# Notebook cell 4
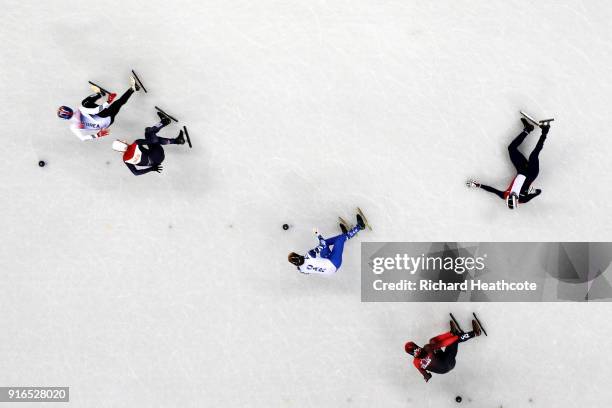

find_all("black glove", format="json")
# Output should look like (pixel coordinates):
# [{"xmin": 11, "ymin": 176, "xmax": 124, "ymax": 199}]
[
  {"xmin": 151, "ymin": 164, "xmax": 163, "ymax": 173},
  {"xmin": 424, "ymin": 372, "xmax": 432, "ymax": 382}
]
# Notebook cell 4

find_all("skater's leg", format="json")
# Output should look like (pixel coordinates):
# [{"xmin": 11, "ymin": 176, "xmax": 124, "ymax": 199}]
[
  {"xmin": 345, "ymin": 224, "xmax": 361, "ymax": 239},
  {"xmin": 526, "ymin": 132, "xmax": 548, "ymax": 179},
  {"xmin": 456, "ymin": 320, "xmax": 481, "ymax": 342},
  {"xmin": 144, "ymin": 121, "xmax": 177, "ymax": 144},
  {"xmin": 434, "ymin": 325, "xmax": 478, "ymax": 348},
  {"xmin": 97, "ymin": 88, "xmax": 134, "ymax": 119},
  {"xmin": 144, "ymin": 145, "xmax": 165, "ymax": 167},
  {"xmin": 318, "ymin": 246, "xmax": 332, "ymax": 258},
  {"xmin": 429, "ymin": 332, "xmax": 457, "ymax": 346},
  {"xmin": 327, "ymin": 235, "xmax": 348, "ymax": 269},
  {"xmin": 145, "ymin": 126, "xmax": 183, "ymax": 145},
  {"xmin": 508, "ymin": 131, "xmax": 529, "ymax": 172},
  {"xmin": 323, "ymin": 234, "xmax": 345, "ymax": 247},
  {"xmin": 442, "ymin": 342, "xmax": 459, "ymax": 368},
  {"xmin": 81, "ymin": 93, "xmax": 102, "ymax": 109},
  {"xmin": 429, "ymin": 343, "xmax": 459, "ymax": 373},
  {"xmin": 323, "ymin": 224, "xmax": 361, "ymax": 247}
]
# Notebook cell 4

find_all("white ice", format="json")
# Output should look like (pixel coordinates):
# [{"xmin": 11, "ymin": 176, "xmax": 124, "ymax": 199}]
[{"xmin": 1, "ymin": 0, "xmax": 612, "ymax": 407}]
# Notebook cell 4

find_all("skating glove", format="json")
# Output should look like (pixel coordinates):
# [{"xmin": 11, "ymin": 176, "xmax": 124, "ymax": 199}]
[
  {"xmin": 96, "ymin": 129, "xmax": 110, "ymax": 138},
  {"xmin": 151, "ymin": 165, "xmax": 163, "ymax": 173},
  {"xmin": 423, "ymin": 372, "xmax": 432, "ymax": 382}
]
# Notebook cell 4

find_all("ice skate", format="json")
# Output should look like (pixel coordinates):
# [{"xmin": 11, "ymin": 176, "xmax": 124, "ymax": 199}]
[
  {"xmin": 129, "ymin": 75, "xmax": 141, "ymax": 92},
  {"xmin": 90, "ymin": 84, "xmax": 102, "ymax": 94},
  {"xmin": 450, "ymin": 320, "xmax": 461, "ymax": 336},
  {"xmin": 520, "ymin": 110, "xmax": 554, "ymax": 128},
  {"xmin": 356, "ymin": 207, "xmax": 371, "ymax": 230},
  {"xmin": 131, "ymin": 69, "xmax": 148, "ymax": 93},
  {"xmin": 339, "ymin": 223, "xmax": 348, "ymax": 234},
  {"xmin": 175, "ymin": 130, "xmax": 186, "ymax": 145},
  {"xmin": 157, "ymin": 111, "xmax": 172, "ymax": 127},
  {"xmin": 356, "ymin": 214, "xmax": 366, "ymax": 230},
  {"xmin": 521, "ymin": 118, "xmax": 534, "ymax": 133},
  {"xmin": 471, "ymin": 319, "xmax": 482, "ymax": 337},
  {"xmin": 87, "ymin": 80, "xmax": 110, "ymax": 95}
]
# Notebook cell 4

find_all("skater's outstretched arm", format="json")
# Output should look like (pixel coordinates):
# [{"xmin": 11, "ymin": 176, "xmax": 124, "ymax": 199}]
[
  {"xmin": 69, "ymin": 124, "xmax": 107, "ymax": 141},
  {"xmin": 412, "ymin": 360, "xmax": 432, "ymax": 382},
  {"xmin": 70, "ymin": 125, "xmax": 97, "ymax": 141},
  {"xmin": 520, "ymin": 189, "xmax": 541, "ymax": 203},
  {"xmin": 80, "ymin": 93, "xmax": 110, "ymax": 115},
  {"xmin": 125, "ymin": 163, "xmax": 162, "ymax": 176},
  {"xmin": 479, "ymin": 184, "xmax": 505, "ymax": 199}
]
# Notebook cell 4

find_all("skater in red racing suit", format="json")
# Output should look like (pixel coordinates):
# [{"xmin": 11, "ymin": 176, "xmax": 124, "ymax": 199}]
[{"xmin": 405, "ymin": 319, "xmax": 481, "ymax": 382}]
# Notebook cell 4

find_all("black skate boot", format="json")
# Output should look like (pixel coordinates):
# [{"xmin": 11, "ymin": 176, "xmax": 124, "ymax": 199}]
[
  {"xmin": 450, "ymin": 320, "xmax": 461, "ymax": 336},
  {"xmin": 129, "ymin": 75, "xmax": 141, "ymax": 92},
  {"xmin": 339, "ymin": 223, "xmax": 348, "ymax": 234},
  {"xmin": 175, "ymin": 130, "xmax": 186, "ymax": 145},
  {"xmin": 157, "ymin": 111, "xmax": 171, "ymax": 127},
  {"xmin": 471, "ymin": 319, "xmax": 482, "ymax": 336},
  {"xmin": 356, "ymin": 214, "xmax": 366, "ymax": 230},
  {"xmin": 521, "ymin": 118, "xmax": 534, "ymax": 133}
]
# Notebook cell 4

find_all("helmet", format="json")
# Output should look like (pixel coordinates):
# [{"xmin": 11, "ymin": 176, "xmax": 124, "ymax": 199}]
[
  {"xmin": 288, "ymin": 252, "xmax": 305, "ymax": 266},
  {"xmin": 507, "ymin": 193, "xmax": 519, "ymax": 210},
  {"xmin": 112, "ymin": 140, "xmax": 129, "ymax": 152},
  {"xmin": 404, "ymin": 341, "xmax": 418, "ymax": 355},
  {"xmin": 57, "ymin": 106, "xmax": 73, "ymax": 119}
]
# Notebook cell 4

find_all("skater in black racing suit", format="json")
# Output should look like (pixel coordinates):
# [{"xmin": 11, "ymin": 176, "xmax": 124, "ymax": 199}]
[
  {"xmin": 468, "ymin": 118, "xmax": 550, "ymax": 210},
  {"xmin": 112, "ymin": 113, "xmax": 185, "ymax": 176}
]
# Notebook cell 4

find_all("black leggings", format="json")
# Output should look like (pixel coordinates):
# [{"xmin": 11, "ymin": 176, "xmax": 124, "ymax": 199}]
[
  {"xmin": 508, "ymin": 130, "xmax": 547, "ymax": 180},
  {"xmin": 137, "ymin": 122, "xmax": 182, "ymax": 166},
  {"xmin": 97, "ymin": 88, "xmax": 135, "ymax": 123},
  {"xmin": 477, "ymin": 130, "xmax": 547, "ymax": 201}
]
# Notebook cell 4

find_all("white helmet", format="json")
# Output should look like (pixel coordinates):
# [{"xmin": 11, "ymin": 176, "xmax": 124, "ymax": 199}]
[
  {"xmin": 112, "ymin": 140, "xmax": 129, "ymax": 152},
  {"xmin": 506, "ymin": 193, "xmax": 519, "ymax": 210}
]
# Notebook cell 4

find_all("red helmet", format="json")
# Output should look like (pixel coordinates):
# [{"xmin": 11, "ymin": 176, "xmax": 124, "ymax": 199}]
[{"xmin": 404, "ymin": 341, "xmax": 418, "ymax": 355}]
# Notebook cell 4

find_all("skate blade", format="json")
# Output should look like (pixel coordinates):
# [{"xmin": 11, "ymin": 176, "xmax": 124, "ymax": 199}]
[
  {"xmin": 338, "ymin": 217, "xmax": 353, "ymax": 230},
  {"xmin": 131, "ymin": 69, "xmax": 148, "ymax": 93},
  {"xmin": 520, "ymin": 111, "xmax": 554, "ymax": 127},
  {"xmin": 356, "ymin": 207, "xmax": 372, "ymax": 231},
  {"xmin": 155, "ymin": 106, "xmax": 178, "ymax": 122},
  {"xmin": 88, "ymin": 81, "xmax": 110, "ymax": 95},
  {"xmin": 472, "ymin": 312, "xmax": 488, "ymax": 336},
  {"xmin": 449, "ymin": 313, "xmax": 465, "ymax": 334},
  {"xmin": 519, "ymin": 110, "xmax": 540, "ymax": 127},
  {"xmin": 183, "ymin": 126, "xmax": 192, "ymax": 148}
]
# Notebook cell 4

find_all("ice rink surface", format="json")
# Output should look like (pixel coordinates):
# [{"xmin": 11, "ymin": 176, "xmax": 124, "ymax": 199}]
[{"xmin": 1, "ymin": 0, "xmax": 612, "ymax": 406}]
